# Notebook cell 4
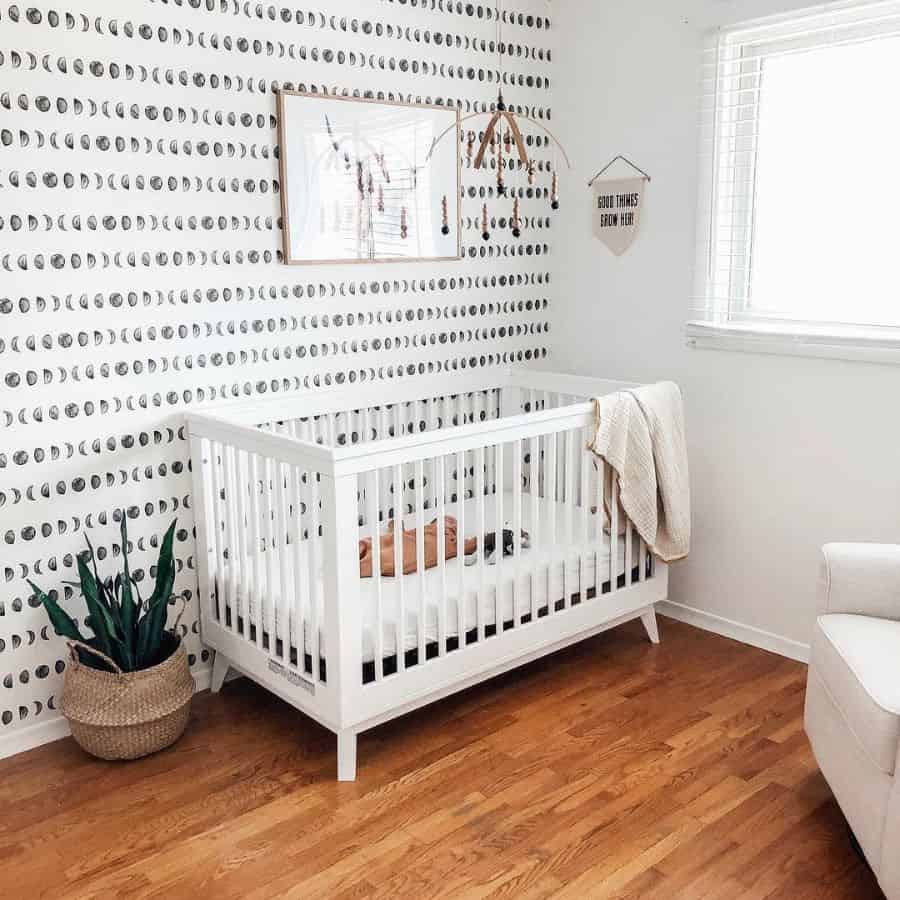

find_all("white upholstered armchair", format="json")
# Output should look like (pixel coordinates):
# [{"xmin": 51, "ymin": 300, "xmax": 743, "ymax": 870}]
[{"xmin": 805, "ymin": 543, "xmax": 900, "ymax": 899}]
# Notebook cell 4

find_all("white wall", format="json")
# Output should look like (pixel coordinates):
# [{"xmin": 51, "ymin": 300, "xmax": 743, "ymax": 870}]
[{"xmin": 551, "ymin": 0, "xmax": 900, "ymax": 655}]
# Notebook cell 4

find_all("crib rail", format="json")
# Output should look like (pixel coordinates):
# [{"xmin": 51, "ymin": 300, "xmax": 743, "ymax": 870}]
[{"xmin": 330, "ymin": 399, "xmax": 596, "ymax": 475}]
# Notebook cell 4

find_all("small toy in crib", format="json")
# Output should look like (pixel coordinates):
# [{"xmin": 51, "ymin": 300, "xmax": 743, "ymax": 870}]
[{"xmin": 465, "ymin": 528, "xmax": 531, "ymax": 566}]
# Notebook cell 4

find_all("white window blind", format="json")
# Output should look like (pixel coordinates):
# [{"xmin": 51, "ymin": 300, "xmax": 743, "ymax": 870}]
[{"xmin": 690, "ymin": 0, "xmax": 900, "ymax": 353}]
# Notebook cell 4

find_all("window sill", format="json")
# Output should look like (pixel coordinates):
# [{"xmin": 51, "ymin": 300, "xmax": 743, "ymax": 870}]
[{"xmin": 684, "ymin": 320, "xmax": 900, "ymax": 366}]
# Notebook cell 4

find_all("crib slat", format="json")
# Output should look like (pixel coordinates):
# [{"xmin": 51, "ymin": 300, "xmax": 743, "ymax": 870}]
[
  {"xmin": 512, "ymin": 439, "xmax": 522, "ymax": 627},
  {"xmin": 476, "ymin": 445, "xmax": 486, "ymax": 643},
  {"xmin": 394, "ymin": 405, "xmax": 406, "ymax": 519},
  {"xmin": 298, "ymin": 420, "xmax": 314, "ymax": 586},
  {"xmin": 290, "ymin": 462, "xmax": 305, "ymax": 669},
  {"xmin": 223, "ymin": 445, "xmax": 242, "ymax": 633},
  {"xmin": 248, "ymin": 452, "xmax": 263, "ymax": 649},
  {"xmin": 464, "ymin": 395, "xmax": 473, "ymax": 500},
  {"xmin": 297, "ymin": 463, "xmax": 309, "ymax": 672},
  {"xmin": 594, "ymin": 456, "xmax": 606, "ymax": 595},
  {"xmin": 610, "ymin": 472, "xmax": 619, "ymax": 593},
  {"xmin": 275, "ymin": 457, "xmax": 291, "ymax": 662},
  {"xmin": 626, "ymin": 510, "xmax": 634, "ymax": 588},
  {"xmin": 204, "ymin": 441, "xmax": 220, "ymax": 625},
  {"xmin": 425, "ymin": 401, "xmax": 436, "ymax": 513},
  {"xmin": 436, "ymin": 454, "xmax": 447, "ymax": 656},
  {"xmin": 456, "ymin": 450, "xmax": 466, "ymax": 643},
  {"xmin": 261, "ymin": 456, "xmax": 277, "ymax": 652},
  {"xmin": 580, "ymin": 430, "xmax": 590, "ymax": 603},
  {"xmin": 564, "ymin": 429, "xmax": 575, "ymax": 610},
  {"xmin": 307, "ymin": 473, "xmax": 321, "ymax": 681},
  {"xmin": 640, "ymin": 536, "xmax": 648, "ymax": 583},
  {"xmin": 461, "ymin": 393, "xmax": 471, "ymax": 502},
  {"xmin": 478, "ymin": 393, "xmax": 490, "ymax": 502},
  {"xmin": 224, "ymin": 446, "xmax": 242, "ymax": 636},
  {"xmin": 529, "ymin": 434, "xmax": 539, "ymax": 623},
  {"xmin": 367, "ymin": 469, "xmax": 383, "ymax": 681},
  {"xmin": 216, "ymin": 444, "xmax": 234, "ymax": 631},
  {"xmin": 548, "ymin": 428, "xmax": 558, "ymax": 614},
  {"xmin": 442, "ymin": 397, "xmax": 452, "ymax": 501},
  {"xmin": 595, "ymin": 457, "xmax": 604, "ymax": 548},
  {"xmin": 392, "ymin": 463, "xmax": 405, "ymax": 671},
  {"xmin": 379, "ymin": 408, "xmax": 390, "ymax": 514},
  {"xmin": 284, "ymin": 419, "xmax": 309, "ymax": 660},
  {"xmin": 191, "ymin": 437, "xmax": 218, "ymax": 627},
  {"xmin": 494, "ymin": 443, "xmax": 503, "ymax": 632},
  {"xmin": 414, "ymin": 460, "xmax": 426, "ymax": 665},
  {"xmin": 208, "ymin": 442, "xmax": 228, "ymax": 631},
  {"xmin": 234, "ymin": 447, "xmax": 251, "ymax": 639},
  {"xmin": 276, "ymin": 432, "xmax": 294, "ymax": 657}
]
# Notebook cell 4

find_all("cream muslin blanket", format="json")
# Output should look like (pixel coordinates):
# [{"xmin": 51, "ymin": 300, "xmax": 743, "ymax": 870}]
[{"xmin": 587, "ymin": 382, "xmax": 690, "ymax": 563}]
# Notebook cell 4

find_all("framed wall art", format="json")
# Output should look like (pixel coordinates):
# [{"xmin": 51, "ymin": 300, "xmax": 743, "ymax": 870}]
[{"xmin": 277, "ymin": 91, "xmax": 461, "ymax": 265}]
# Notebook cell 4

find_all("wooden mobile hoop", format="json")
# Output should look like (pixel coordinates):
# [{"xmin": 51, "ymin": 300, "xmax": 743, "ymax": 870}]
[{"xmin": 426, "ymin": 0, "xmax": 570, "ymax": 240}]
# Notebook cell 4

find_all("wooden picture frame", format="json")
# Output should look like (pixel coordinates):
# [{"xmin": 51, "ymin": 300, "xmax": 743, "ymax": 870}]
[{"xmin": 277, "ymin": 91, "xmax": 462, "ymax": 266}]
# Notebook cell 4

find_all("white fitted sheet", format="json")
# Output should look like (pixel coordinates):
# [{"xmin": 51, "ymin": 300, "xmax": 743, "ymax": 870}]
[{"xmin": 219, "ymin": 491, "xmax": 639, "ymax": 664}]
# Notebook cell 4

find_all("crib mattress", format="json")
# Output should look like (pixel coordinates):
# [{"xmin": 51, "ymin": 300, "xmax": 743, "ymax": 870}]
[{"xmin": 219, "ymin": 491, "xmax": 638, "ymax": 664}]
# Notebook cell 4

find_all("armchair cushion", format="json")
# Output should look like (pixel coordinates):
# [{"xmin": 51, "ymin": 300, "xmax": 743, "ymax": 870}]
[
  {"xmin": 812, "ymin": 613, "xmax": 900, "ymax": 775},
  {"xmin": 820, "ymin": 543, "xmax": 900, "ymax": 620}
]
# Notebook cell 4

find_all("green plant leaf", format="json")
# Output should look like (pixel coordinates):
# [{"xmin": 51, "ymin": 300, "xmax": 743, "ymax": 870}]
[
  {"xmin": 76, "ymin": 551, "xmax": 117, "ymax": 660},
  {"xmin": 83, "ymin": 535, "xmax": 107, "ymax": 605},
  {"xmin": 84, "ymin": 535, "xmax": 125, "ymax": 641},
  {"xmin": 136, "ymin": 519, "xmax": 177, "ymax": 667},
  {"xmin": 132, "ymin": 574, "xmax": 143, "ymax": 608},
  {"xmin": 137, "ymin": 566, "xmax": 175, "ymax": 665},
  {"xmin": 28, "ymin": 581, "xmax": 85, "ymax": 644},
  {"xmin": 119, "ymin": 515, "xmax": 137, "ymax": 668},
  {"xmin": 106, "ymin": 574, "xmax": 124, "ymax": 631},
  {"xmin": 145, "ymin": 519, "xmax": 177, "ymax": 608}
]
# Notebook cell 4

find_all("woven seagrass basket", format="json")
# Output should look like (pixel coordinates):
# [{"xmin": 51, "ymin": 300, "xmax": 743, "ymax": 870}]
[{"xmin": 61, "ymin": 634, "xmax": 195, "ymax": 760}]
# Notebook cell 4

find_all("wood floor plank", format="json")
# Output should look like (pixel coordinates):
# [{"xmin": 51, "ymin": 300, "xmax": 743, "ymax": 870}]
[{"xmin": 0, "ymin": 618, "xmax": 884, "ymax": 899}]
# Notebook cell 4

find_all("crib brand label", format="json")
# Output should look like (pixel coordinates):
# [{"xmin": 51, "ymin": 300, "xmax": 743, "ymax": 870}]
[
  {"xmin": 592, "ymin": 176, "xmax": 647, "ymax": 256},
  {"xmin": 268, "ymin": 659, "xmax": 316, "ymax": 695}
]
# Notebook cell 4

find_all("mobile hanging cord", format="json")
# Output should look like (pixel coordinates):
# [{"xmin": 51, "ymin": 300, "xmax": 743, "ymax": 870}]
[{"xmin": 588, "ymin": 155, "xmax": 652, "ymax": 186}]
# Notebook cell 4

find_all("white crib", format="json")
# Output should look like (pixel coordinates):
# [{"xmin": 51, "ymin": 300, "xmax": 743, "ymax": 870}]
[{"xmin": 185, "ymin": 369, "xmax": 667, "ymax": 780}]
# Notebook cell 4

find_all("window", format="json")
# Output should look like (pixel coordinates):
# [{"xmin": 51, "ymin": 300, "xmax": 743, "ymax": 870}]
[{"xmin": 689, "ymin": 1, "xmax": 900, "ymax": 360}]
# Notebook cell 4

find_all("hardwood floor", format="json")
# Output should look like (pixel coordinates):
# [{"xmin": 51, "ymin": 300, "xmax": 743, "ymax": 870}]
[{"xmin": 0, "ymin": 618, "xmax": 884, "ymax": 899}]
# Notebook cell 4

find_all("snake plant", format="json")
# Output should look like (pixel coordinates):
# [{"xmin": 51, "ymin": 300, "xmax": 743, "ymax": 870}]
[{"xmin": 29, "ymin": 515, "xmax": 178, "ymax": 673}]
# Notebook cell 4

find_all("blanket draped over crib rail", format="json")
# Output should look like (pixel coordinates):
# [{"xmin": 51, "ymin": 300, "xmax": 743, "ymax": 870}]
[{"xmin": 587, "ymin": 382, "xmax": 691, "ymax": 563}]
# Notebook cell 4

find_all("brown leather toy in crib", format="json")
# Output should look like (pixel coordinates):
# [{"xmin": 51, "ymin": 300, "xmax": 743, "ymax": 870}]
[{"xmin": 359, "ymin": 516, "xmax": 477, "ymax": 578}]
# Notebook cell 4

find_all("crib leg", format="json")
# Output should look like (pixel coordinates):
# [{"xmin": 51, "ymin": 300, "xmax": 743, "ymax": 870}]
[
  {"xmin": 337, "ymin": 730, "xmax": 357, "ymax": 782},
  {"xmin": 641, "ymin": 608, "xmax": 660, "ymax": 644},
  {"xmin": 210, "ymin": 651, "xmax": 230, "ymax": 693}
]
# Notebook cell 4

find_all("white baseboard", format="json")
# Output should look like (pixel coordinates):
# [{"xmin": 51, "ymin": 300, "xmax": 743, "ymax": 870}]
[
  {"xmin": 0, "ymin": 716, "xmax": 73, "ymax": 761},
  {"xmin": 0, "ymin": 665, "xmax": 212, "ymax": 763},
  {"xmin": 658, "ymin": 600, "xmax": 810, "ymax": 664}
]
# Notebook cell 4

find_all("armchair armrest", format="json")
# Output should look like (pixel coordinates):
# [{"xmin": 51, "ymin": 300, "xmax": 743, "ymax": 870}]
[
  {"xmin": 883, "ymin": 765, "xmax": 900, "ymax": 900},
  {"xmin": 819, "ymin": 543, "xmax": 900, "ymax": 620}
]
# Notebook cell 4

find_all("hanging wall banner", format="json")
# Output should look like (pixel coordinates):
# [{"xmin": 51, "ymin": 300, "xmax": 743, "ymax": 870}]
[{"xmin": 592, "ymin": 176, "xmax": 646, "ymax": 256}]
